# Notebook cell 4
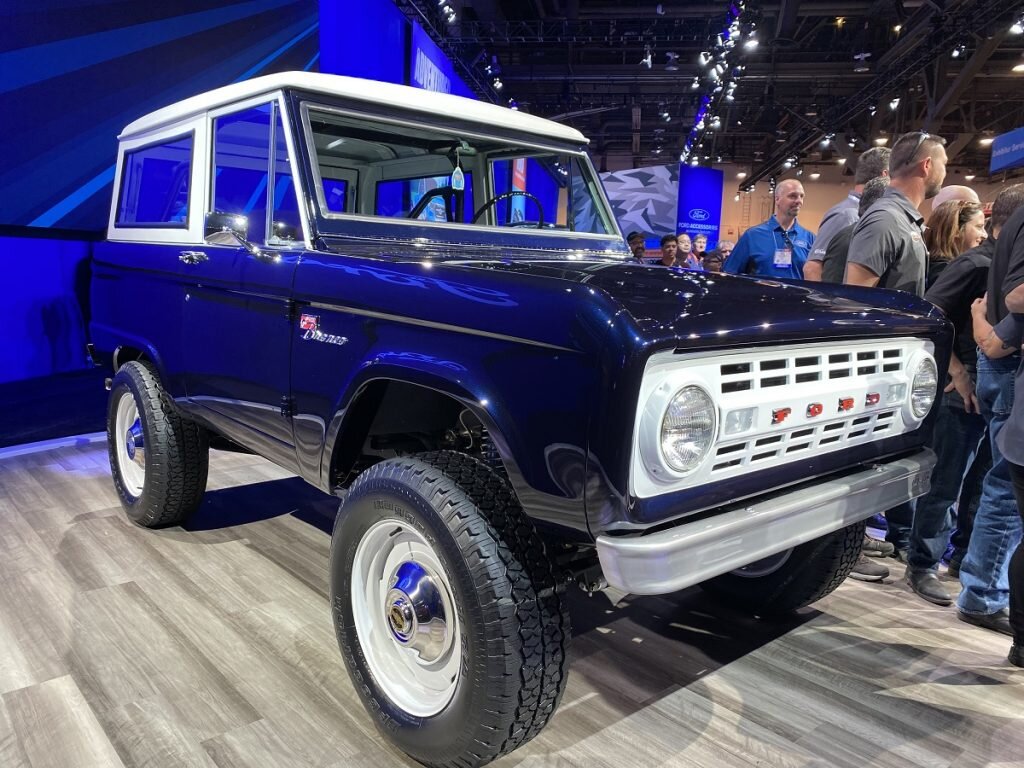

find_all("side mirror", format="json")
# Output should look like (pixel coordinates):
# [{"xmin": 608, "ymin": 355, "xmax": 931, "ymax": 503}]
[{"xmin": 204, "ymin": 211, "xmax": 277, "ymax": 262}]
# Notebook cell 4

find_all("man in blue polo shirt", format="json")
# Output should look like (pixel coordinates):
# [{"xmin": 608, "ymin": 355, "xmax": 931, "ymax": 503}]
[{"xmin": 723, "ymin": 179, "xmax": 815, "ymax": 279}]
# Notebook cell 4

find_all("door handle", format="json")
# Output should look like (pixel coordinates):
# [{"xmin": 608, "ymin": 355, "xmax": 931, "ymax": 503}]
[{"xmin": 179, "ymin": 250, "xmax": 209, "ymax": 265}]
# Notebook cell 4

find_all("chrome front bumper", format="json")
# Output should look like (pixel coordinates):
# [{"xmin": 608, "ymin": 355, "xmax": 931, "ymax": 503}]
[{"xmin": 596, "ymin": 449, "xmax": 936, "ymax": 596}]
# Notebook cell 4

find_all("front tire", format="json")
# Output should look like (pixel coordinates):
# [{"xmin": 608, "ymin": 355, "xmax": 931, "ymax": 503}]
[
  {"xmin": 106, "ymin": 360, "xmax": 208, "ymax": 527},
  {"xmin": 699, "ymin": 519, "xmax": 866, "ymax": 615},
  {"xmin": 330, "ymin": 451, "xmax": 570, "ymax": 768}
]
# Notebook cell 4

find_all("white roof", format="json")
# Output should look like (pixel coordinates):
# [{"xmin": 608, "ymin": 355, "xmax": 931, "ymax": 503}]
[{"xmin": 121, "ymin": 71, "xmax": 588, "ymax": 145}]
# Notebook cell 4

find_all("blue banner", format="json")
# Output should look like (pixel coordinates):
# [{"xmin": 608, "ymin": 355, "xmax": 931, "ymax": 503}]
[
  {"xmin": 676, "ymin": 166, "xmax": 724, "ymax": 248},
  {"xmin": 991, "ymin": 126, "xmax": 1024, "ymax": 174},
  {"xmin": 409, "ymin": 21, "xmax": 476, "ymax": 99}
]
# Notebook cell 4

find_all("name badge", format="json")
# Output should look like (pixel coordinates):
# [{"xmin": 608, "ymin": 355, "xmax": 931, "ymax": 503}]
[{"xmin": 774, "ymin": 248, "xmax": 793, "ymax": 267}]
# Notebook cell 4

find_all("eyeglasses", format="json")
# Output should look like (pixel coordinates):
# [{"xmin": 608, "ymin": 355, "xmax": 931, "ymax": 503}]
[
  {"xmin": 900, "ymin": 131, "xmax": 934, "ymax": 167},
  {"xmin": 781, "ymin": 232, "xmax": 794, "ymax": 250}
]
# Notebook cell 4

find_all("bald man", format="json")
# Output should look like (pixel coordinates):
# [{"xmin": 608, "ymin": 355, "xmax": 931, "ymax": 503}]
[
  {"xmin": 723, "ymin": 179, "xmax": 816, "ymax": 278},
  {"xmin": 930, "ymin": 184, "xmax": 980, "ymax": 213}
]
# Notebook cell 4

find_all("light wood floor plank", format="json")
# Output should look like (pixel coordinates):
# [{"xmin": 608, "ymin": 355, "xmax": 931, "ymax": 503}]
[
  {"xmin": 4, "ymin": 675, "xmax": 126, "ymax": 768},
  {"xmin": 1, "ymin": 440, "xmax": 1022, "ymax": 768}
]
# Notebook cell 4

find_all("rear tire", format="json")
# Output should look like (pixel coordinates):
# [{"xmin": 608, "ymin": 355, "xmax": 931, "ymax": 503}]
[
  {"xmin": 106, "ymin": 360, "xmax": 208, "ymax": 527},
  {"xmin": 330, "ymin": 450, "xmax": 570, "ymax": 768},
  {"xmin": 699, "ymin": 519, "xmax": 866, "ymax": 615}
]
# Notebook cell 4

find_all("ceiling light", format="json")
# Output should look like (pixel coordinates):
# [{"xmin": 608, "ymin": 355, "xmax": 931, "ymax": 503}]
[
  {"xmin": 810, "ymin": 172, "xmax": 821, "ymax": 180},
  {"xmin": 874, "ymin": 136, "xmax": 888, "ymax": 145},
  {"xmin": 868, "ymin": 105, "xmax": 877, "ymax": 116},
  {"xmin": 782, "ymin": 160, "xmax": 793, "ymax": 169},
  {"xmin": 492, "ymin": 77, "xmax": 503, "ymax": 91},
  {"xmin": 1014, "ymin": 62, "xmax": 1024, "ymax": 73},
  {"xmin": 737, "ymin": 171, "xmax": 747, "ymax": 179},
  {"xmin": 691, "ymin": 77, "xmax": 700, "ymax": 89},
  {"xmin": 965, "ymin": 174, "xmax": 976, "ymax": 181},
  {"xmin": 734, "ymin": 194, "xmax": 741, "ymax": 201},
  {"xmin": 889, "ymin": 97, "xmax": 900, "ymax": 110},
  {"xmin": 836, "ymin": 17, "xmax": 845, "ymax": 28},
  {"xmin": 698, "ymin": 51, "xmax": 711, "ymax": 66},
  {"xmin": 690, "ymin": 158, "xmax": 699, "ymax": 166},
  {"xmin": 744, "ymin": 37, "xmax": 758, "ymax": 50},
  {"xmin": 1012, "ymin": 15, "xmax": 1024, "ymax": 34},
  {"xmin": 837, "ymin": 158, "xmax": 847, "ymax": 164},
  {"xmin": 951, "ymin": 43, "xmax": 966, "ymax": 59},
  {"xmin": 640, "ymin": 49, "xmax": 652, "ymax": 69},
  {"xmin": 980, "ymin": 137, "xmax": 995, "ymax": 146},
  {"xmin": 893, "ymin": 24, "xmax": 902, "ymax": 33}
]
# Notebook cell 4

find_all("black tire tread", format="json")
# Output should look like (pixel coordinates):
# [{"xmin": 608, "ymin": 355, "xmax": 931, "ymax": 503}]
[
  {"xmin": 341, "ymin": 451, "xmax": 570, "ymax": 767},
  {"xmin": 700, "ymin": 519, "xmax": 866, "ymax": 615},
  {"xmin": 107, "ymin": 361, "xmax": 208, "ymax": 527}
]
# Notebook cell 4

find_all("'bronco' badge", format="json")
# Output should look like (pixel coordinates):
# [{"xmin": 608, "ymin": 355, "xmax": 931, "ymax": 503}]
[{"xmin": 299, "ymin": 314, "xmax": 347, "ymax": 346}]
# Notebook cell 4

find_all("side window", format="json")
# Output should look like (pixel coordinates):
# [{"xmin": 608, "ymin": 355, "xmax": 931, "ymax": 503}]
[
  {"xmin": 116, "ymin": 134, "xmax": 192, "ymax": 227},
  {"xmin": 322, "ymin": 178, "xmax": 349, "ymax": 212}
]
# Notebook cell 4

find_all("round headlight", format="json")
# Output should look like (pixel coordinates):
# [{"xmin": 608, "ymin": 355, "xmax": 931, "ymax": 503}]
[
  {"xmin": 910, "ymin": 356, "xmax": 938, "ymax": 418},
  {"xmin": 660, "ymin": 385, "xmax": 717, "ymax": 473}
]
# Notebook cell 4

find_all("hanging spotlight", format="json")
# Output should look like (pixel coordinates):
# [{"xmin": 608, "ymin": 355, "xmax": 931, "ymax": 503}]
[
  {"xmin": 868, "ymin": 104, "xmax": 878, "ymax": 116},
  {"xmin": 492, "ymin": 77, "xmax": 503, "ymax": 91},
  {"xmin": 951, "ymin": 42, "xmax": 966, "ymax": 59},
  {"xmin": 888, "ymin": 97, "xmax": 900, "ymax": 110},
  {"xmin": 507, "ymin": 98, "xmax": 518, "ymax": 111},
  {"xmin": 698, "ymin": 51, "xmax": 711, "ymax": 66},
  {"xmin": 1011, "ymin": 14, "xmax": 1024, "ymax": 34},
  {"xmin": 691, "ymin": 77, "xmax": 700, "ymax": 89},
  {"xmin": 640, "ymin": 48, "xmax": 652, "ymax": 69},
  {"xmin": 744, "ymin": 36, "xmax": 758, "ymax": 50}
]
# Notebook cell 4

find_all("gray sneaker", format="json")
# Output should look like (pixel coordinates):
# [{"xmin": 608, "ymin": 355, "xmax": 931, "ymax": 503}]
[
  {"xmin": 849, "ymin": 555, "xmax": 890, "ymax": 582},
  {"xmin": 862, "ymin": 536, "xmax": 895, "ymax": 558}
]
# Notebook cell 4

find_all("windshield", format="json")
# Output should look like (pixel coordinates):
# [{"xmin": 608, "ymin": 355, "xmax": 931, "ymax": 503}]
[{"xmin": 304, "ymin": 105, "xmax": 616, "ymax": 237}]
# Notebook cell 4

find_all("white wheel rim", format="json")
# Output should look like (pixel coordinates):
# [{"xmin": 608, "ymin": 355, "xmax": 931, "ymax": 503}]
[
  {"xmin": 351, "ymin": 518, "xmax": 461, "ymax": 717},
  {"xmin": 114, "ymin": 390, "xmax": 146, "ymax": 497},
  {"xmin": 732, "ymin": 548, "xmax": 793, "ymax": 578}
]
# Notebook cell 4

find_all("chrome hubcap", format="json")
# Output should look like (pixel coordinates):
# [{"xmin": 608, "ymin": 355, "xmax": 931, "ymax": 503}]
[{"xmin": 385, "ymin": 561, "xmax": 449, "ymax": 663}]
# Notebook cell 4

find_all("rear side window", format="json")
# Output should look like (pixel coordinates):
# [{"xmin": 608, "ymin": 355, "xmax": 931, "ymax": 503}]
[{"xmin": 116, "ymin": 134, "xmax": 193, "ymax": 227}]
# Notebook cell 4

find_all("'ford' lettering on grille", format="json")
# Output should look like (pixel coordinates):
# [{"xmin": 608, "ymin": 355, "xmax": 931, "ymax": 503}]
[{"xmin": 689, "ymin": 208, "xmax": 710, "ymax": 221}]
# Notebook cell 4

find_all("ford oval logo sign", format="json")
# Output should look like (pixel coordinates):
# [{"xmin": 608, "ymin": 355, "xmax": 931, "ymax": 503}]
[{"xmin": 689, "ymin": 208, "xmax": 710, "ymax": 221}]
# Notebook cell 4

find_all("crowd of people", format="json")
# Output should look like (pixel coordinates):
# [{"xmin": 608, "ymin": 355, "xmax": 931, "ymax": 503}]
[{"xmin": 626, "ymin": 131, "xmax": 1024, "ymax": 668}]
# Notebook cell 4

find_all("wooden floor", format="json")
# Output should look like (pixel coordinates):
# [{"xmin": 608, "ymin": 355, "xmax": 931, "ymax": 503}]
[{"xmin": 1, "ymin": 438, "xmax": 1022, "ymax": 768}]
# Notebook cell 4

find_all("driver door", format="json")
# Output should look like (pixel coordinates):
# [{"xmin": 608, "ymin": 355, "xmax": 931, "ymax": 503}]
[{"xmin": 180, "ymin": 97, "xmax": 303, "ymax": 468}]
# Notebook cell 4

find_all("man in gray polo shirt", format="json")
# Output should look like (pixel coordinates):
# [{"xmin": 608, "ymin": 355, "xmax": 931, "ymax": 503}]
[
  {"xmin": 804, "ymin": 146, "xmax": 890, "ymax": 282},
  {"xmin": 845, "ymin": 131, "xmax": 947, "ymax": 295},
  {"xmin": 843, "ymin": 131, "xmax": 947, "ymax": 570}
]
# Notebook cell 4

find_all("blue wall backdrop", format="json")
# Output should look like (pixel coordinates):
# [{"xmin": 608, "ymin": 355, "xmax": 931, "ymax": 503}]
[
  {"xmin": 1, "ymin": 0, "xmax": 320, "ymax": 232},
  {"xmin": 1, "ymin": 0, "xmax": 479, "ymax": 444}
]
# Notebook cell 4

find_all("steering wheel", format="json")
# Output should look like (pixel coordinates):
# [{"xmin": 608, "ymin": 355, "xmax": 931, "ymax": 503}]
[
  {"xmin": 407, "ymin": 186, "xmax": 458, "ymax": 221},
  {"xmin": 472, "ymin": 190, "xmax": 544, "ymax": 228}
]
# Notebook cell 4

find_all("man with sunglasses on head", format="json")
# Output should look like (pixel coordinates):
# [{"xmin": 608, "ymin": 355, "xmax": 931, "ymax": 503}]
[
  {"xmin": 844, "ymin": 131, "xmax": 948, "ymax": 296},
  {"xmin": 843, "ymin": 131, "xmax": 948, "ymax": 567},
  {"xmin": 723, "ymin": 179, "xmax": 815, "ymax": 279}
]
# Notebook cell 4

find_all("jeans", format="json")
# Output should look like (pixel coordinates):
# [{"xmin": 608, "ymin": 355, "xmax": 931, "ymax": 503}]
[
  {"xmin": 885, "ymin": 503, "xmax": 913, "ymax": 552},
  {"xmin": 957, "ymin": 352, "xmax": 1024, "ymax": 616},
  {"xmin": 908, "ymin": 393, "xmax": 987, "ymax": 571},
  {"xmin": 949, "ymin": 434, "xmax": 991, "ymax": 564},
  {"xmin": 1008, "ymin": 461, "xmax": 1024, "ymax": 644}
]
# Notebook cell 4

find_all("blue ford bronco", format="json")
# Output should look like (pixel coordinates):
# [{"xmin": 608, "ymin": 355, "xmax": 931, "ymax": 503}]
[{"xmin": 91, "ymin": 72, "xmax": 950, "ymax": 767}]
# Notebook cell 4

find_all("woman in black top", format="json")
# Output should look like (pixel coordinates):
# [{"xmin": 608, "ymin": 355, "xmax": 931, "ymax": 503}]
[{"xmin": 924, "ymin": 201, "xmax": 987, "ymax": 288}]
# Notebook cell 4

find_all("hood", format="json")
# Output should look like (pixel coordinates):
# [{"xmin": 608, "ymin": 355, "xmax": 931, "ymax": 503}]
[
  {"xmin": 317, "ymin": 237, "xmax": 949, "ymax": 353},
  {"xmin": 441, "ymin": 258, "xmax": 949, "ymax": 350}
]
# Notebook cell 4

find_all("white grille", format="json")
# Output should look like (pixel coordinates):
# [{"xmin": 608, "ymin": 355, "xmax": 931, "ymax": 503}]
[
  {"xmin": 718, "ymin": 345, "xmax": 905, "ymax": 396},
  {"xmin": 711, "ymin": 409, "xmax": 899, "ymax": 473},
  {"xmin": 630, "ymin": 337, "xmax": 935, "ymax": 500}
]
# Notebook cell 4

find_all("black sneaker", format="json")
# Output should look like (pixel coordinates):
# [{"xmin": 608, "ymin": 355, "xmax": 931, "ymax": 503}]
[
  {"xmin": 958, "ymin": 608, "xmax": 1013, "ymax": 636},
  {"xmin": 849, "ymin": 555, "xmax": 889, "ymax": 582},
  {"xmin": 946, "ymin": 561, "xmax": 961, "ymax": 579},
  {"xmin": 862, "ymin": 536, "xmax": 895, "ymax": 558},
  {"xmin": 905, "ymin": 569, "xmax": 953, "ymax": 606},
  {"xmin": 1010, "ymin": 644, "xmax": 1023, "ymax": 667}
]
